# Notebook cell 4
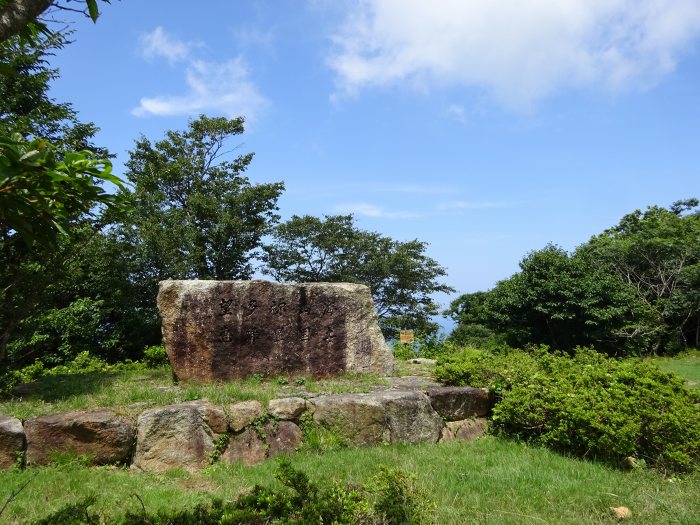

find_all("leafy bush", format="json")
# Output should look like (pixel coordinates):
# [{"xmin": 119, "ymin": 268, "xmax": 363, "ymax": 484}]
[
  {"xmin": 29, "ymin": 461, "xmax": 434, "ymax": 524},
  {"xmin": 435, "ymin": 346, "xmax": 700, "ymax": 473},
  {"xmin": 142, "ymin": 345, "xmax": 169, "ymax": 368},
  {"xmin": 393, "ymin": 333, "xmax": 459, "ymax": 361},
  {"xmin": 0, "ymin": 352, "xmax": 147, "ymax": 395}
]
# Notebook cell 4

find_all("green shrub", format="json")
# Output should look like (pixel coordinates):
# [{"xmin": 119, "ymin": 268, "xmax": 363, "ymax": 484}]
[
  {"xmin": 393, "ymin": 342, "xmax": 417, "ymax": 360},
  {"xmin": 142, "ymin": 345, "xmax": 169, "ymax": 368},
  {"xmin": 435, "ymin": 346, "xmax": 700, "ymax": 473},
  {"xmin": 393, "ymin": 333, "xmax": 459, "ymax": 361},
  {"xmin": 29, "ymin": 461, "xmax": 434, "ymax": 524},
  {"xmin": 0, "ymin": 352, "xmax": 147, "ymax": 395}
]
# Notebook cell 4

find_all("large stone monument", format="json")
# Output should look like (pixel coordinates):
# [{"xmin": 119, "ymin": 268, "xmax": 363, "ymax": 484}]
[{"xmin": 157, "ymin": 280, "xmax": 394, "ymax": 381}]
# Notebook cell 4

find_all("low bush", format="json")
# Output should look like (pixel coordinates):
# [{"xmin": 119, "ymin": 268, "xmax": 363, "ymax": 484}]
[
  {"xmin": 0, "ymin": 351, "xmax": 148, "ymax": 396},
  {"xmin": 435, "ymin": 346, "xmax": 700, "ymax": 473},
  {"xmin": 142, "ymin": 345, "xmax": 169, "ymax": 368},
  {"xmin": 27, "ymin": 461, "xmax": 434, "ymax": 524},
  {"xmin": 393, "ymin": 333, "xmax": 459, "ymax": 361}
]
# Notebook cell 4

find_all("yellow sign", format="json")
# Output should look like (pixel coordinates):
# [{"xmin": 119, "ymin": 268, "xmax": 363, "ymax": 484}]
[{"xmin": 399, "ymin": 330, "xmax": 414, "ymax": 344}]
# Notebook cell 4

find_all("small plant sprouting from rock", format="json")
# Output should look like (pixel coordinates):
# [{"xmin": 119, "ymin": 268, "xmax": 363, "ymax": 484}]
[{"xmin": 210, "ymin": 433, "xmax": 231, "ymax": 464}]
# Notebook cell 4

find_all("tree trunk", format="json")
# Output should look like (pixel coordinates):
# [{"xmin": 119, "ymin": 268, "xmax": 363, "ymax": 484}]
[{"xmin": 0, "ymin": 0, "xmax": 53, "ymax": 43}]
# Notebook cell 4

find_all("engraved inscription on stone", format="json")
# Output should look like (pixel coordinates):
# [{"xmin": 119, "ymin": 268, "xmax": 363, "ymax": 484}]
[{"xmin": 157, "ymin": 280, "xmax": 395, "ymax": 381}]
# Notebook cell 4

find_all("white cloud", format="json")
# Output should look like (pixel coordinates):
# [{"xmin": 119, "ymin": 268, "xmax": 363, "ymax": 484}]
[
  {"xmin": 328, "ymin": 0, "xmax": 700, "ymax": 108},
  {"xmin": 139, "ymin": 26, "xmax": 195, "ymax": 64},
  {"xmin": 334, "ymin": 202, "xmax": 421, "ymax": 219},
  {"xmin": 133, "ymin": 53, "xmax": 268, "ymax": 121}
]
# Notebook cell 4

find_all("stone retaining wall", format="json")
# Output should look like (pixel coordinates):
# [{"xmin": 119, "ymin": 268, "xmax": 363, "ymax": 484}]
[{"xmin": 0, "ymin": 384, "xmax": 494, "ymax": 472}]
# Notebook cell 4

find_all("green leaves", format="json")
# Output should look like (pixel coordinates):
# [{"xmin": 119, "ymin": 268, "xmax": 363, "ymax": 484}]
[
  {"xmin": 262, "ymin": 214, "xmax": 454, "ymax": 337},
  {"xmin": 124, "ymin": 115, "xmax": 284, "ymax": 281},
  {"xmin": 0, "ymin": 133, "xmax": 124, "ymax": 247},
  {"xmin": 435, "ymin": 346, "xmax": 700, "ymax": 473},
  {"xmin": 85, "ymin": 0, "xmax": 99, "ymax": 22}
]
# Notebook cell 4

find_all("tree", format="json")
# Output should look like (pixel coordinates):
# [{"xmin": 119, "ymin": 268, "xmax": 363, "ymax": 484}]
[
  {"xmin": 449, "ymin": 245, "xmax": 650, "ymax": 355},
  {"xmin": 580, "ymin": 199, "xmax": 700, "ymax": 351},
  {"xmin": 0, "ymin": 11, "xmax": 123, "ymax": 365},
  {"xmin": 262, "ymin": 214, "xmax": 454, "ymax": 337},
  {"xmin": 124, "ymin": 115, "xmax": 285, "ymax": 281}
]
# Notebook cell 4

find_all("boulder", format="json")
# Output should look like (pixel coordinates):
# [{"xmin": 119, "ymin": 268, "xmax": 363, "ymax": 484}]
[
  {"xmin": 227, "ymin": 400, "xmax": 265, "ymax": 432},
  {"xmin": 157, "ymin": 280, "xmax": 394, "ymax": 381},
  {"xmin": 440, "ymin": 418, "xmax": 488, "ymax": 443},
  {"xmin": 221, "ymin": 419, "xmax": 303, "ymax": 466},
  {"xmin": 132, "ymin": 403, "xmax": 221, "ymax": 473},
  {"xmin": 267, "ymin": 421, "xmax": 302, "ymax": 458},
  {"xmin": 312, "ymin": 393, "xmax": 388, "ymax": 446},
  {"xmin": 427, "ymin": 386, "xmax": 493, "ymax": 421},
  {"xmin": 381, "ymin": 391, "xmax": 443, "ymax": 444},
  {"xmin": 24, "ymin": 409, "xmax": 133, "ymax": 466},
  {"xmin": 268, "ymin": 397, "xmax": 308, "ymax": 420},
  {"xmin": 221, "ymin": 427, "xmax": 267, "ymax": 466},
  {"xmin": 0, "ymin": 416, "xmax": 25, "ymax": 469},
  {"xmin": 311, "ymin": 391, "xmax": 442, "ymax": 446}
]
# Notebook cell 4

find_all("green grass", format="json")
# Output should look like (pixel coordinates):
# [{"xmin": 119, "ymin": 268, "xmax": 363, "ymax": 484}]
[
  {"xmin": 648, "ymin": 349, "xmax": 700, "ymax": 389},
  {"xmin": 0, "ymin": 365, "xmax": 392, "ymax": 420},
  {"xmin": 1, "ymin": 437, "xmax": 698, "ymax": 524}
]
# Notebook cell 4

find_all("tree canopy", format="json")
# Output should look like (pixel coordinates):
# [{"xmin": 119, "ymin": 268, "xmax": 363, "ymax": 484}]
[
  {"xmin": 448, "ymin": 200, "xmax": 700, "ymax": 355},
  {"xmin": 124, "ymin": 115, "xmax": 285, "ymax": 281},
  {"xmin": 262, "ymin": 214, "xmax": 454, "ymax": 337}
]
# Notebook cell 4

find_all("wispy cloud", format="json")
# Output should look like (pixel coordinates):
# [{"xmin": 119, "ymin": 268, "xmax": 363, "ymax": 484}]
[
  {"xmin": 133, "ymin": 58, "xmax": 268, "ymax": 120},
  {"xmin": 437, "ymin": 200, "xmax": 505, "ymax": 211},
  {"xmin": 447, "ymin": 104, "xmax": 466, "ymax": 124},
  {"xmin": 328, "ymin": 0, "xmax": 700, "ymax": 109},
  {"xmin": 139, "ymin": 26, "xmax": 196, "ymax": 64},
  {"xmin": 134, "ymin": 28, "xmax": 268, "ymax": 121},
  {"xmin": 334, "ymin": 202, "xmax": 421, "ymax": 219},
  {"xmin": 365, "ymin": 183, "xmax": 458, "ymax": 195}
]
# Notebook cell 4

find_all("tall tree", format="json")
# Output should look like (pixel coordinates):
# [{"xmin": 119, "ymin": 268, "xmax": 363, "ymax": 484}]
[
  {"xmin": 580, "ymin": 199, "xmax": 700, "ymax": 351},
  {"xmin": 262, "ymin": 214, "xmax": 454, "ymax": 337},
  {"xmin": 125, "ymin": 115, "xmax": 285, "ymax": 281},
  {"xmin": 0, "ymin": 23, "xmax": 122, "ymax": 365}
]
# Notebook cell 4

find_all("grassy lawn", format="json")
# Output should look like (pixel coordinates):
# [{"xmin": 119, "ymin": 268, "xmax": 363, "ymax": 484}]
[
  {"xmin": 0, "ymin": 437, "xmax": 697, "ymax": 524},
  {"xmin": 0, "ymin": 367, "xmax": 393, "ymax": 420},
  {"xmin": 648, "ymin": 349, "xmax": 700, "ymax": 389}
]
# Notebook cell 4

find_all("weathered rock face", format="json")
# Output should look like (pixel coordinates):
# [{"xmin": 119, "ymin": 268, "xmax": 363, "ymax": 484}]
[
  {"xmin": 132, "ymin": 403, "xmax": 219, "ymax": 473},
  {"xmin": 440, "ymin": 418, "xmax": 488, "ymax": 443},
  {"xmin": 157, "ymin": 280, "xmax": 394, "ymax": 381},
  {"xmin": 221, "ymin": 420, "xmax": 302, "ymax": 465},
  {"xmin": 311, "ymin": 390, "xmax": 443, "ymax": 446},
  {"xmin": 0, "ymin": 416, "xmax": 25, "ymax": 468},
  {"xmin": 227, "ymin": 400, "xmax": 265, "ymax": 432},
  {"xmin": 426, "ymin": 387, "xmax": 493, "ymax": 421},
  {"xmin": 268, "ymin": 397, "xmax": 308, "ymax": 420},
  {"xmin": 24, "ymin": 409, "xmax": 133, "ymax": 466}
]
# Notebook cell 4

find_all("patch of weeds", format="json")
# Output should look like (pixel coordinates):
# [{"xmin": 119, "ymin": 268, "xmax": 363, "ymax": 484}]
[
  {"xmin": 31, "ymin": 496, "xmax": 100, "ymax": 524},
  {"xmin": 14, "ymin": 450, "xmax": 25, "ymax": 470},
  {"xmin": 298, "ymin": 412, "xmax": 348, "ymax": 453},
  {"xmin": 35, "ymin": 462, "xmax": 434, "ymax": 524},
  {"xmin": 250, "ymin": 412, "xmax": 275, "ymax": 442},
  {"xmin": 182, "ymin": 387, "xmax": 201, "ymax": 401},
  {"xmin": 276, "ymin": 376, "xmax": 289, "ymax": 386},
  {"xmin": 47, "ymin": 451, "xmax": 94, "ymax": 467},
  {"xmin": 210, "ymin": 433, "xmax": 231, "ymax": 464},
  {"xmin": 294, "ymin": 377, "xmax": 306, "ymax": 386}
]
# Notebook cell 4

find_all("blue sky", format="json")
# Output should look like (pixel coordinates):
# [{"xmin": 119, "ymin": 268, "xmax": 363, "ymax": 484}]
[{"xmin": 46, "ymin": 0, "xmax": 700, "ymax": 311}]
